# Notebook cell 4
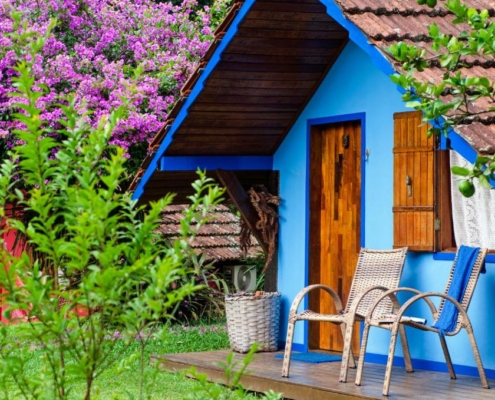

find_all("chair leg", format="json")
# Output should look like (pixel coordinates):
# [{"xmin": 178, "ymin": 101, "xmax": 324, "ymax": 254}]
[
  {"xmin": 438, "ymin": 333, "xmax": 456, "ymax": 380},
  {"xmin": 397, "ymin": 324, "xmax": 413, "ymax": 373},
  {"xmin": 382, "ymin": 324, "xmax": 400, "ymax": 396},
  {"xmin": 465, "ymin": 325, "xmax": 490, "ymax": 389},
  {"xmin": 281, "ymin": 319, "xmax": 296, "ymax": 378},
  {"xmin": 355, "ymin": 322, "xmax": 371, "ymax": 386},
  {"xmin": 339, "ymin": 322, "xmax": 355, "ymax": 383}
]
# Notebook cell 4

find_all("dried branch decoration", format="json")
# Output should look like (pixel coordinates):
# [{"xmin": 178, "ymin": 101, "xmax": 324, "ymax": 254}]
[
  {"xmin": 240, "ymin": 185, "xmax": 280, "ymax": 273},
  {"xmin": 239, "ymin": 218, "xmax": 252, "ymax": 256}
]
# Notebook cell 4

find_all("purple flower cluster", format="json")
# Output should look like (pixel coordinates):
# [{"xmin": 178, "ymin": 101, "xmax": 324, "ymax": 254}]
[{"xmin": 0, "ymin": 0, "xmax": 223, "ymax": 153}]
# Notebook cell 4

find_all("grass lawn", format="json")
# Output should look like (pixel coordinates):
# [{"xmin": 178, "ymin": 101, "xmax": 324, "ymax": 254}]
[
  {"xmin": 81, "ymin": 324, "xmax": 231, "ymax": 399},
  {"xmin": 1, "ymin": 322, "xmax": 272, "ymax": 399}
]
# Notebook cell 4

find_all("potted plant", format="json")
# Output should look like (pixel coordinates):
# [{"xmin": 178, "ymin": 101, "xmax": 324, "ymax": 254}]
[{"xmin": 225, "ymin": 185, "xmax": 281, "ymax": 353}]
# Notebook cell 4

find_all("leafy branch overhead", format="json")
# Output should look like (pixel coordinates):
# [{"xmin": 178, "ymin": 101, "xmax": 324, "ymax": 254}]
[{"xmin": 388, "ymin": 0, "xmax": 495, "ymax": 196}]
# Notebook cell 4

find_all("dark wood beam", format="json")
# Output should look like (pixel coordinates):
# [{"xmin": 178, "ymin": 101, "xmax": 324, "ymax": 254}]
[{"xmin": 216, "ymin": 169, "xmax": 269, "ymax": 255}]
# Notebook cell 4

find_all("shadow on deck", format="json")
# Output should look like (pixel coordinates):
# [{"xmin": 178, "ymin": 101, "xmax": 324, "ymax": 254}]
[{"xmin": 153, "ymin": 350, "xmax": 492, "ymax": 400}]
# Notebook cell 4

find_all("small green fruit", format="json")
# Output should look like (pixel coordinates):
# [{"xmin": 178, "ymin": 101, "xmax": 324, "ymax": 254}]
[
  {"xmin": 458, "ymin": 180, "xmax": 475, "ymax": 198},
  {"xmin": 417, "ymin": 0, "xmax": 427, "ymax": 4},
  {"xmin": 426, "ymin": 0, "xmax": 437, "ymax": 7},
  {"xmin": 489, "ymin": 162, "xmax": 495, "ymax": 170}
]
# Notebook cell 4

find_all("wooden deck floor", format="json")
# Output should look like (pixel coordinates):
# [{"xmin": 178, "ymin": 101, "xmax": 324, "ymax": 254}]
[{"xmin": 153, "ymin": 350, "xmax": 493, "ymax": 400}]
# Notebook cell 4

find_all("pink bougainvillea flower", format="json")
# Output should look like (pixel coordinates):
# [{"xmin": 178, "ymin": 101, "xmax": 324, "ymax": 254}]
[{"xmin": 0, "ymin": 0, "xmax": 227, "ymax": 164}]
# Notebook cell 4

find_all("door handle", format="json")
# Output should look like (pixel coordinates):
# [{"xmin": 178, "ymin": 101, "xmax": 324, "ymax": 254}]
[{"xmin": 405, "ymin": 175, "xmax": 412, "ymax": 197}]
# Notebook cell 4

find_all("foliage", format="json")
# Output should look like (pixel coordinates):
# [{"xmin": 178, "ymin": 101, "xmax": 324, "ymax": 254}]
[
  {"xmin": 186, "ymin": 343, "xmax": 282, "ymax": 400},
  {"xmin": 0, "ymin": 0, "xmax": 232, "ymax": 177},
  {"xmin": 388, "ymin": 0, "xmax": 495, "ymax": 196},
  {"xmin": 0, "ymin": 323, "xmax": 282, "ymax": 399},
  {"xmin": 0, "ymin": 16, "xmax": 225, "ymax": 400},
  {"xmin": 171, "ymin": 252, "xmax": 229, "ymax": 324},
  {"xmin": 0, "ymin": 322, "xmax": 231, "ymax": 398}
]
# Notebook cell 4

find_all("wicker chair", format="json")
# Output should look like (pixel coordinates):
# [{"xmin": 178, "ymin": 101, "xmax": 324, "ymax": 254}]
[
  {"xmin": 281, "ymin": 247, "xmax": 408, "ymax": 383},
  {"xmin": 355, "ymin": 247, "xmax": 490, "ymax": 396}
]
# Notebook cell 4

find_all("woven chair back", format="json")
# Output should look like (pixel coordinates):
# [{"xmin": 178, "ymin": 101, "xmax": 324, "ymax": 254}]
[
  {"xmin": 435, "ymin": 248, "xmax": 487, "ymax": 335},
  {"xmin": 345, "ymin": 248, "xmax": 408, "ymax": 316}
]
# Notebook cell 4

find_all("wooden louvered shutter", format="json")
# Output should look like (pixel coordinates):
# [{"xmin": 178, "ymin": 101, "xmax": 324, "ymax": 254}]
[{"xmin": 393, "ymin": 111, "xmax": 436, "ymax": 251}]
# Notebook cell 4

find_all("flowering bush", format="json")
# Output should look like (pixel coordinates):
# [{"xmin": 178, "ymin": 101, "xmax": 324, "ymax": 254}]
[
  {"xmin": 0, "ymin": 15, "xmax": 226, "ymax": 397},
  {"xmin": 0, "ymin": 0, "xmax": 230, "ymax": 173}
]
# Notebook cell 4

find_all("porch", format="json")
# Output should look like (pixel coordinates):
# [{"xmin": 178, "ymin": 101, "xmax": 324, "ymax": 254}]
[{"xmin": 153, "ymin": 349, "xmax": 493, "ymax": 400}]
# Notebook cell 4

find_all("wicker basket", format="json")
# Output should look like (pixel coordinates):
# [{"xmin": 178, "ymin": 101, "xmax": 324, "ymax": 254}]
[{"xmin": 225, "ymin": 292, "xmax": 281, "ymax": 353}]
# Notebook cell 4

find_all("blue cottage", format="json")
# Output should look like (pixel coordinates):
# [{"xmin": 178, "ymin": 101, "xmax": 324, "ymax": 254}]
[{"xmin": 130, "ymin": 0, "xmax": 495, "ymax": 379}]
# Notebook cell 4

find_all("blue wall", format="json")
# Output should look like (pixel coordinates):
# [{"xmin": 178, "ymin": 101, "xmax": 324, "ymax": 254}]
[{"xmin": 273, "ymin": 40, "xmax": 495, "ymax": 374}]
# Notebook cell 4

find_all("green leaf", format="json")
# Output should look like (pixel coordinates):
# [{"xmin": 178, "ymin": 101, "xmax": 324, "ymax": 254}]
[
  {"xmin": 475, "ymin": 156, "xmax": 491, "ymax": 166},
  {"xmin": 405, "ymin": 101, "xmax": 422, "ymax": 108},
  {"xmin": 451, "ymin": 166, "xmax": 471, "ymax": 176},
  {"xmin": 478, "ymin": 174, "xmax": 493, "ymax": 189},
  {"xmin": 428, "ymin": 23, "xmax": 440, "ymax": 38}
]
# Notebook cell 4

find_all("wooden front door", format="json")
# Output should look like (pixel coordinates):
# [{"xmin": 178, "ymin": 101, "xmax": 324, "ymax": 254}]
[{"xmin": 308, "ymin": 120, "xmax": 361, "ymax": 353}]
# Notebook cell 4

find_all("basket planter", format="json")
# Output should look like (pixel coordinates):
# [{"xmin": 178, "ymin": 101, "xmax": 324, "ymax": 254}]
[{"xmin": 225, "ymin": 292, "xmax": 281, "ymax": 353}]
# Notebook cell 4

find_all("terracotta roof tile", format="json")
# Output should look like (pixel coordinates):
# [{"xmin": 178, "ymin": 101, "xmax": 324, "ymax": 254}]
[
  {"xmin": 457, "ymin": 123, "xmax": 495, "ymax": 154},
  {"xmin": 336, "ymin": 0, "xmax": 495, "ymax": 154},
  {"xmin": 339, "ymin": 0, "xmax": 494, "ymax": 13},
  {"xmin": 157, "ymin": 204, "xmax": 261, "ymax": 262},
  {"xmin": 347, "ymin": 13, "xmax": 461, "ymax": 41},
  {"xmin": 197, "ymin": 246, "xmax": 261, "ymax": 263}
]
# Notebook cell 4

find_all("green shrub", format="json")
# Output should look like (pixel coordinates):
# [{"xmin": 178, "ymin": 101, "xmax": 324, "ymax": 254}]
[
  {"xmin": 0, "ymin": 16, "xmax": 224, "ymax": 399},
  {"xmin": 171, "ymin": 254, "xmax": 229, "ymax": 324}
]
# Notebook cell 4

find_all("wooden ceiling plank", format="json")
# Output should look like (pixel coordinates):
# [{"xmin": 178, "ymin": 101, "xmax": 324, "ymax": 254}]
[
  {"xmin": 197, "ymin": 85, "xmax": 313, "ymax": 97},
  {"xmin": 207, "ymin": 69, "xmax": 321, "ymax": 81},
  {"xmin": 241, "ymin": 19, "xmax": 342, "ymax": 32},
  {"xmin": 216, "ymin": 169, "xmax": 269, "ymax": 254},
  {"xmin": 247, "ymin": 11, "xmax": 331, "ymax": 22},
  {"xmin": 230, "ymin": 36, "xmax": 346, "ymax": 49},
  {"xmin": 178, "ymin": 111, "xmax": 296, "ymax": 119},
  {"xmin": 181, "ymin": 118, "xmax": 290, "ymax": 129},
  {"xmin": 250, "ymin": 2, "xmax": 325, "ymax": 13},
  {"xmin": 224, "ymin": 44, "xmax": 342, "ymax": 57},
  {"xmin": 146, "ymin": 171, "xmax": 273, "ymax": 185},
  {"xmin": 203, "ymin": 79, "xmax": 316, "ymax": 89},
  {"xmin": 169, "ymin": 141, "xmax": 279, "ymax": 150},
  {"xmin": 165, "ymin": 146, "xmax": 274, "ymax": 156},
  {"xmin": 169, "ymin": 134, "xmax": 283, "ymax": 144},
  {"xmin": 237, "ymin": 28, "xmax": 348, "ymax": 40},
  {"xmin": 220, "ymin": 53, "xmax": 337, "ymax": 65},
  {"xmin": 175, "ymin": 127, "xmax": 282, "ymax": 135},
  {"xmin": 189, "ymin": 103, "xmax": 301, "ymax": 112},
  {"xmin": 214, "ymin": 62, "xmax": 326, "ymax": 73},
  {"xmin": 193, "ymin": 94, "xmax": 306, "ymax": 104}
]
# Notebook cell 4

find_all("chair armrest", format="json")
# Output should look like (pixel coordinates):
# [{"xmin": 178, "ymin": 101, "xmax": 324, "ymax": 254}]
[
  {"xmin": 393, "ymin": 292, "xmax": 468, "ymax": 332},
  {"xmin": 288, "ymin": 284, "xmax": 343, "ymax": 318},
  {"xmin": 363, "ymin": 287, "xmax": 436, "ymax": 324}
]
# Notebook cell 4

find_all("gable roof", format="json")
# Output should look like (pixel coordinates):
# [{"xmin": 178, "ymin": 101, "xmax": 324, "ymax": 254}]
[
  {"xmin": 129, "ymin": 0, "xmax": 349, "ymax": 197},
  {"xmin": 131, "ymin": 0, "xmax": 495, "ymax": 200},
  {"xmin": 157, "ymin": 204, "xmax": 261, "ymax": 263},
  {"xmin": 165, "ymin": 1, "xmax": 348, "ymax": 157}
]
